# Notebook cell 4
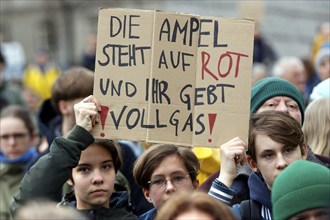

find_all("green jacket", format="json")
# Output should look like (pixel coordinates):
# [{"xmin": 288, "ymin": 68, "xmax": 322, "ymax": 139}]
[
  {"xmin": 0, "ymin": 163, "xmax": 25, "ymax": 220},
  {"xmin": 10, "ymin": 125, "xmax": 137, "ymax": 220},
  {"xmin": 0, "ymin": 81, "xmax": 26, "ymax": 107}
]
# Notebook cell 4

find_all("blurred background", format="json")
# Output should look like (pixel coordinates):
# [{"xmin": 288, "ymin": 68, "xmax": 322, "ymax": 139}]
[
  {"xmin": 0, "ymin": 0, "xmax": 329, "ymax": 201},
  {"xmin": 0, "ymin": 0, "xmax": 329, "ymax": 80}
]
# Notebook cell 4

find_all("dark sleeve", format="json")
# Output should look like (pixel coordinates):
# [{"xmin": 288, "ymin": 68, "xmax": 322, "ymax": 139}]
[
  {"xmin": 119, "ymin": 213, "xmax": 137, "ymax": 220},
  {"xmin": 197, "ymin": 170, "xmax": 219, "ymax": 192},
  {"xmin": 10, "ymin": 125, "xmax": 94, "ymax": 214},
  {"xmin": 111, "ymin": 208, "xmax": 138, "ymax": 220}
]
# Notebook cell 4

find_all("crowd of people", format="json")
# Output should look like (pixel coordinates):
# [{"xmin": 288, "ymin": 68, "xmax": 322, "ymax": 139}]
[{"xmin": 0, "ymin": 20, "xmax": 329, "ymax": 220}]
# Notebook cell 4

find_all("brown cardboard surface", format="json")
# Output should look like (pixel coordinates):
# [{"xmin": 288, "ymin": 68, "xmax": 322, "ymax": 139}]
[{"xmin": 92, "ymin": 8, "xmax": 254, "ymax": 147}]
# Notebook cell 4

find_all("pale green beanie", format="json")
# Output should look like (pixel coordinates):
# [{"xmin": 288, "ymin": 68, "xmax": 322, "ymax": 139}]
[
  {"xmin": 251, "ymin": 77, "xmax": 305, "ymax": 124},
  {"xmin": 272, "ymin": 160, "xmax": 330, "ymax": 220}
]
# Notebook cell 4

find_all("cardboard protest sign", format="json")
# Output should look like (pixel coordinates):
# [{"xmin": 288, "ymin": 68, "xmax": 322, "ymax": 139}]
[
  {"xmin": 92, "ymin": 8, "xmax": 255, "ymax": 147},
  {"xmin": 93, "ymin": 8, "xmax": 153, "ymax": 141}
]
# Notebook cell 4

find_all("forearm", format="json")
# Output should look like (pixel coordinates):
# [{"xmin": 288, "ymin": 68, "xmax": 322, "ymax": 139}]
[{"xmin": 208, "ymin": 178, "xmax": 235, "ymax": 205}]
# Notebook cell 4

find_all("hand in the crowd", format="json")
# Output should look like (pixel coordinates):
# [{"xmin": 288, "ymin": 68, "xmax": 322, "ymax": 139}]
[
  {"xmin": 218, "ymin": 137, "xmax": 247, "ymax": 188},
  {"xmin": 74, "ymin": 95, "xmax": 101, "ymax": 132}
]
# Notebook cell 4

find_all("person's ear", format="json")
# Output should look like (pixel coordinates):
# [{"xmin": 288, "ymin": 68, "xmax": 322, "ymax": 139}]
[
  {"xmin": 66, "ymin": 178, "xmax": 74, "ymax": 186},
  {"xmin": 246, "ymin": 155, "xmax": 259, "ymax": 172},
  {"xmin": 192, "ymin": 179, "xmax": 199, "ymax": 190},
  {"xmin": 58, "ymin": 100, "xmax": 71, "ymax": 116},
  {"xmin": 301, "ymin": 143, "xmax": 308, "ymax": 160},
  {"xmin": 142, "ymin": 187, "xmax": 153, "ymax": 203}
]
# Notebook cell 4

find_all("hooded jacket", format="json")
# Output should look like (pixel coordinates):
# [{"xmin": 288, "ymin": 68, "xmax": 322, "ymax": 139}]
[
  {"xmin": 209, "ymin": 172, "xmax": 272, "ymax": 220},
  {"xmin": 232, "ymin": 172, "xmax": 272, "ymax": 220}
]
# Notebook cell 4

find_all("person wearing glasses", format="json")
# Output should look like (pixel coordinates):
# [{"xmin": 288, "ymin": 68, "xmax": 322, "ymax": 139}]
[
  {"xmin": 133, "ymin": 144, "xmax": 200, "ymax": 220},
  {"xmin": 0, "ymin": 105, "xmax": 40, "ymax": 220}
]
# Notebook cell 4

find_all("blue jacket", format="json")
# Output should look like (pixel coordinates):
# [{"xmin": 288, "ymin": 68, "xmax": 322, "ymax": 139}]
[
  {"xmin": 232, "ymin": 172, "xmax": 272, "ymax": 220},
  {"xmin": 209, "ymin": 172, "xmax": 272, "ymax": 220},
  {"xmin": 138, "ymin": 208, "xmax": 157, "ymax": 220}
]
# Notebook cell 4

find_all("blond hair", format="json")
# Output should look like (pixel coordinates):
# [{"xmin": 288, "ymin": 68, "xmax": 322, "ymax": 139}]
[{"xmin": 302, "ymin": 98, "xmax": 330, "ymax": 157}]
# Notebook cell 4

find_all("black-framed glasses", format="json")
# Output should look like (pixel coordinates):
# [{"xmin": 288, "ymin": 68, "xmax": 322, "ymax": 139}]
[{"xmin": 148, "ymin": 173, "xmax": 191, "ymax": 191}]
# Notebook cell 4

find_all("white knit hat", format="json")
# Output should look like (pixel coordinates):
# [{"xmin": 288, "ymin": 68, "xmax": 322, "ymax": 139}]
[{"xmin": 310, "ymin": 78, "xmax": 330, "ymax": 101}]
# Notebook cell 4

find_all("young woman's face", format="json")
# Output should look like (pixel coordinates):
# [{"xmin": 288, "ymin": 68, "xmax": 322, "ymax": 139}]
[
  {"xmin": 247, "ymin": 134, "xmax": 307, "ymax": 190},
  {"xmin": 143, "ymin": 155, "xmax": 198, "ymax": 209},
  {"xmin": 0, "ymin": 117, "xmax": 35, "ymax": 159},
  {"xmin": 69, "ymin": 144, "xmax": 116, "ymax": 210}
]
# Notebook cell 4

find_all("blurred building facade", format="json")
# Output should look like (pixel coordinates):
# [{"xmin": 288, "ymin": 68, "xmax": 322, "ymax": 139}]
[{"xmin": 0, "ymin": 0, "xmax": 329, "ymax": 70}]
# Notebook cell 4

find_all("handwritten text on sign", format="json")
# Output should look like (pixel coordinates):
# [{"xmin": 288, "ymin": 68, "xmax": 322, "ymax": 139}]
[{"xmin": 92, "ymin": 9, "xmax": 255, "ymax": 147}]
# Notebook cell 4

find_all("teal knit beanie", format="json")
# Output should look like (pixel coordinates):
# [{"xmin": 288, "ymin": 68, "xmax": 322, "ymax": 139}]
[
  {"xmin": 251, "ymin": 77, "xmax": 305, "ymax": 123},
  {"xmin": 272, "ymin": 160, "xmax": 330, "ymax": 220}
]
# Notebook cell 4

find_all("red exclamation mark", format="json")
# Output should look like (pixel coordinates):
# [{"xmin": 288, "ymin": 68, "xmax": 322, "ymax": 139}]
[
  {"xmin": 100, "ymin": 105, "xmax": 109, "ymax": 137},
  {"xmin": 208, "ymin": 113, "xmax": 217, "ymax": 143}
]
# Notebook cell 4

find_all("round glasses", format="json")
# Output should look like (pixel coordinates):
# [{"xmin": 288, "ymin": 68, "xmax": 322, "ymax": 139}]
[{"xmin": 148, "ymin": 174, "xmax": 191, "ymax": 191}]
